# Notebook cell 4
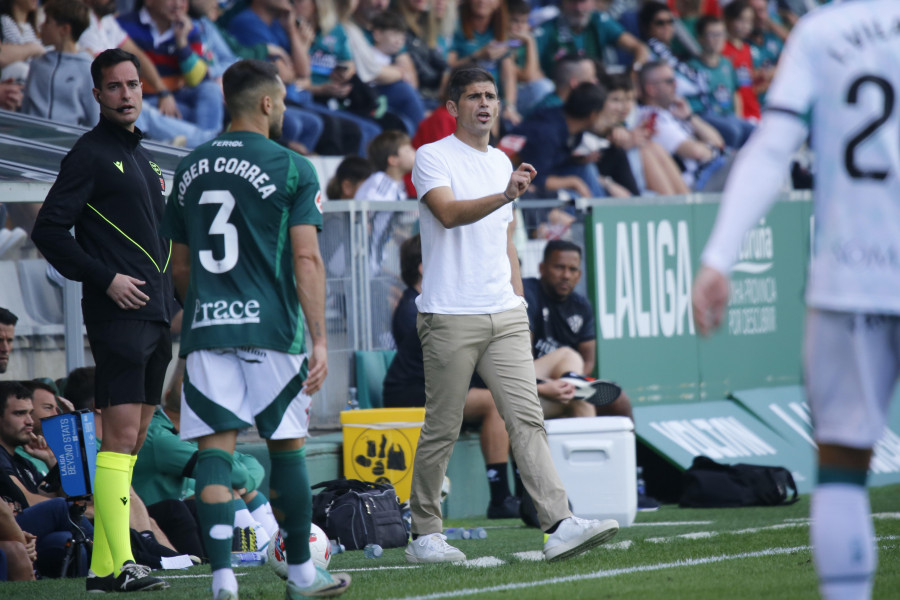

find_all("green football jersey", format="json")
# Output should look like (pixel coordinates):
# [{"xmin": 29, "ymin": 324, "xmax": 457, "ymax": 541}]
[{"xmin": 162, "ymin": 131, "xmax": 323, "ymax": 356}]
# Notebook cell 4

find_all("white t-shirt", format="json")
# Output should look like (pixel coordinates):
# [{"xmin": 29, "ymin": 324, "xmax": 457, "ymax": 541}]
[
  {"xmin": 702, "ymin": 0, "xmax": 900, "ymax": 315},
  {"xmin": 411, "ymin": 134, "xmax": 521, "ymax": 315},
  {"xmin": 79, "ymin": 13, "xmax": 128, "ymax": 57},
  {"xmin": 639, "ymin": 105, "xmax": 699, "ymax": 186},
  {"xmin": 354, "ymin": 171, "xmax": 407, "ymax": 273}
]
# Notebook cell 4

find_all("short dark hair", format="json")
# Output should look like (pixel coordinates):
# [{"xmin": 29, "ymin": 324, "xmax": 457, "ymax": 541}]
[
  {"xmin": 552, "ymin": 53, "xmax": 593, "ymax": 90},
  {"xmin": 43, "ymin": 0, "xmax": 91, "ymax": 41},
  {"xmin": 64, "ymin": 367, "xmax": 95, "ymax": 412},
  {"xmin": 723, "ymin": 0, "xmax": 751, "ymax": 23},
  {"xmin": 447, "ymin": 67, "xmax": 495, "ymax": 104},
  {"xmin": 601, "ymin": 72, "xmax": 633, "ymax": 93},
  {"xmin": 696, "ymin": 15, "xmax": 723, "ymax": 37},
  {"xmin": 0, "ymin": 308, "xmax": 17, "ymax": 326},
  {"xmin": 91, "ymin": 48, "xmax": 141, "ymax": 89},
  {"xmin": 371, "ymin": 9, "xmax": 406, "ymax": 33},
  {"xmin": 563, "ymin": 82, "xmax": 607, "ymax": 119},
  {"xmin": 326, "ymin": 156, "xmax": 376, "ymax": 199},
  {"xmin": 0, "ymin": 381, "xmax": 32, "ymax": 415},
  {"xmin": 367, "ymin": 130, "xmax": 411, "ymax": 172},
  {"xmin": 399, "ymin": 234, "xmax": 422, "ymax": 288},
  {"xmin": 222, "ymin": 59, "xmax": 281, "ymax": 118},
  {"xmin": 21, "ymin": 380, "xmax": 58, "ymax": 398},
  {"xmin": 507, "ymin": 0, "xmax": 530, "ymax": 17},
  {"xmin": 543, "ymin": 240, "xmax": 582, "ymax": 263},
  {"xmin": 638, "ymin": 2, "xmax": 672, "ymax": 39}
]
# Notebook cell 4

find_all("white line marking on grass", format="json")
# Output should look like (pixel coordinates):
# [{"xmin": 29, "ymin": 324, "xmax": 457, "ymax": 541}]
[
  {"xmin": 732, "ymin": 522, "xmax": 806, "ymax": 535},
  {"xmin": 461, "ymin": 557, "xmax": 505, "ymax": 568},
  {"xmin": 382, "ymin": 546, "xmax": 810, "ymax": 600},
  {"xmin": 679, "ymin": 532, "xmax": 717, "ymax": 540},
  {"xmin": 605, "ymin": 540, "xmax": 633, "ymax": 550},
  {"xmin": 631, "ymin": 521, "xmax": 713, "ymax": 527},
  {"xmin": 512, "ymin": 551, "xmax": 544, "ymax": 562},
  {"xmin": 163, "ymin": 573, "xmax": 249, "ymax": 579},
  {"xmin": 339, "ymin": 566, "xmax": 422, "ymax": 572},
  {"xmin": 873, "ymin": 513, "xmax": 900, "ymax": 520}
]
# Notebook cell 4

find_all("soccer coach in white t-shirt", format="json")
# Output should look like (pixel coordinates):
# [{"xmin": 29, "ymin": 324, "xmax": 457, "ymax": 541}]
[{"xmin": 405, "ymin": 67, "xmax": 619, "ymax": 565}]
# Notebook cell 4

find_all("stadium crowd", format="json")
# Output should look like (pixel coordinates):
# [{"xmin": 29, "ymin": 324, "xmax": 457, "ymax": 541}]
[
  {"xmin": 0, "ymin": 0, "xmax": 830, "ymax": 586},
  {"xmin": 0, "ymin": 0, "xmax": 821, "ymax": 200}
]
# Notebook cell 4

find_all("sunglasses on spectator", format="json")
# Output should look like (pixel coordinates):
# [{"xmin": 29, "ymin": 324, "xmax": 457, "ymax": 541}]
[
  {"xmin": 652, "ymin": 78, "xmax": 676, "ymax": 85},
  {"xmin": 653, "ymin": 18, "xmax": 675, "ymax": 26}
]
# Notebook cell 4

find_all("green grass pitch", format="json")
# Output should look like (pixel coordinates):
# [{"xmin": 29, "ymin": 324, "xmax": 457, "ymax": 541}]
[{"xmin": 3, "ymin": 484, "xmax": 898, "ymax": 599}]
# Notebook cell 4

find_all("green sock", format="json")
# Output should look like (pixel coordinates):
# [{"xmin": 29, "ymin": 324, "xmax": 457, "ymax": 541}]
[
  {"xmin": 269, "ymin": 448, "xmax": 311, "ymax": 564},
  {"xmin": 195, "ymin": 449, "xmax": 236, "ymax": 571},
  {"xmin": 245, "ymin": 491, "xmax": 267, "ymax": 513},
  {"xmin": 94, "ymin": 451, "xmax": 136, "ymax": 570}
]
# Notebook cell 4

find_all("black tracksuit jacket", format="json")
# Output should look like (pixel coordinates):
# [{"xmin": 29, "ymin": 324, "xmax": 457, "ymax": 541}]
[{"xmin": 32, "ymin": 116, "xmax": 176, "ymax": 325}]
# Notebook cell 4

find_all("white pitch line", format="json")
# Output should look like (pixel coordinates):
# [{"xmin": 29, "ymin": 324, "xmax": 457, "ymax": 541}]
[
  {"xmin": 163, "ymin": 572, "xmax": 249, "ymax": 579},
  {"xmin": 339, "ymin": 565, "xmax": 422, "ymax": 572},
  {"xmin": 462, "ymin": 557, "xmax": 506, "ymax": 568},
  {"xmin": 511, "ymin": 551, "xmax": 544, "ymax": 562},
  {"xmin": 631, "ymin": 521, "xmax": 713, "ymax": 527},
  {"xmin": 873, "ymin": 512, "xmax": 900, "ymax": 520},
  {"xmin": 381, "ymin": 545, "xmax": 810, "ymax": 600}
]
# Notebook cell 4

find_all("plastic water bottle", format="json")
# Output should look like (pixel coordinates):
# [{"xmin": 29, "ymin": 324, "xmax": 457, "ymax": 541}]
[
  {"xmin": 329, "ymin": 540, "xmax": 345, "ymax": 556},
  {"xmin": 444, "ymin": 528, "xmax": 470, "ymax": 540},
  {"xmin": 468, "ymin": 527, "xmax": 487, "ymax": 540},
  {"xmin": 363, "ymin": 543, "xmax": 383, "ymax": 558},
  {"xmin": 231, "ymin": 550, "xmax": 266, "ymax": 567},
  {"xmin": 345, "ymin": 387, "xmax": 359, "ymax": 411}
]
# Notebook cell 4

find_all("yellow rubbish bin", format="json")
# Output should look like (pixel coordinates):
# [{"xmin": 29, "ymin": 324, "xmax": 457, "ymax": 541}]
[{"xmin": 340, "ymin": 408, "xmax": 425, "ymax": 503}]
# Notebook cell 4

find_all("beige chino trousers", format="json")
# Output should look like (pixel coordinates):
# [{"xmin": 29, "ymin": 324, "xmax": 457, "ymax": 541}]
[{"xmin": 409, "ymin": 305, "xmax": 572, "ymax": 534}]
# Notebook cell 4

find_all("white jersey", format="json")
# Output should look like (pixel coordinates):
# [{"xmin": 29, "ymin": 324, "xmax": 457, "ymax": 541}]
[
  {"xmin": 702, "ymin": 0, "xmax": 900, "ymax": 314},
  {"xmin": 412, "ymin": 134, "xmax": 521, "ymax": 315}
]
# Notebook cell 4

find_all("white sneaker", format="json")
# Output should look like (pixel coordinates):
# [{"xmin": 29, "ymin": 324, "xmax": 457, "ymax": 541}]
[
  {"xmin": 405, "ymin": 533, "xmax": 466, "ymax": 564},
  {"xmin": 543, "ymin": 516, "xmax": 619, "ymax": 562}
]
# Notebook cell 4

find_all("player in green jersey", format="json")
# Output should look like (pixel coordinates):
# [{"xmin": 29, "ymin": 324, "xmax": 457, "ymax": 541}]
[{"xmin": 162, "ymin": 59, "xmax": 349, "ymax": 600}]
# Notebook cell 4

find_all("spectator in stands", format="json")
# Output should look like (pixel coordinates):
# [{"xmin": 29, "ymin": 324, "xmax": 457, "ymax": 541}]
[
  {"xmin": 747, "ymin": 0, "xmax": 784, "ymax": 107},
  {"xmin": 0, "ymin": 308, "xmax": 15, "ymax": 375},
  {"xmin": 117, "ymin": 0, "xmax": 225, "ymax": 132},
  {"xmin": 188, "ymin": 0, "xmax": 275, "ymax": 78},
  {"xmin": 528, "ymin": 52, "xmax": 595, "ymax": 116},
  {"xmin": 395, "ymin": 0, "xmax": 450, "ymax": 105},
  {"xmin": 0, "ymin": 381, "xmax": 60, "ymax": 508},
  {"xmin": 603, "ymin": 72, "xmax": 689, "ymax": 196},
  {"xmin": 355, "ymin": 130, "xmax": 415, "ymax": 203},
  {"xmin": 227, "ymin": 0, "xmax": 379, "ymax": 156},
  {"xmin": 721, "ymin": 1, "xmax": 760, "ymax": 121},
  {"xmin": 22, "ymin": 0, "xmax": 98, "ymax": 128},
  {"xmin": 638, "ymin": 60, "xmax": 728, "ymax": 191},
  {"xmin": 524, "ymin": 241, "xmax": 633, "ymax": 420},
  {"xmin": 0, "ymin": 0, "xmax": 46, "ymax": 82},
  {"xmin": 687, "ymin": 15, "xmax": 754, "ymax": 148},
  {"xmin": 370, "ymin": 11, "xmax": 416, "ymax": 84},
  {"xmin": 325, "ymin": 156, "xmax": 375, "ymax": 200},
  {"xmin": 534, "ymin": 0, "xmax": 649, "ymax": 79},
  {"xmin": 346, "ymin": 0, "xmax": 426, "ymax": 136},
  {"xmin": 506, "ymin": 0, "xmax": 552, "ymax": 117},
  {"xmin": 16, "ymin": 380, "xmax": 62, "ymax": 477},
  {"xmin": 513, "ymin": 82, "xmax": 632, "ymax": 202},
  {"xmin": 78, "ymin": 0, "xmax": 219, "ymax": 146},
  {"xmin": 382, "ymin": 235, "xmax": 522, "ymax": 519},
  {"xmin": 447, "ymin": 0, "xmax": 521, "ymax": 127},
  {"xmin": 0, "ymin": 500, "xmax": 34, "ymax": 581}
]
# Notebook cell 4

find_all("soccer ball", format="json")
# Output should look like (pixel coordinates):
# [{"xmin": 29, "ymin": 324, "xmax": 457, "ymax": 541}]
[
  {"xmin": 309, "ymin": 523, "xmax": 331, "ymax": 569},
  {"xmin": 267, "ymin": 530, "xmax": 288, "ymax": 580}
]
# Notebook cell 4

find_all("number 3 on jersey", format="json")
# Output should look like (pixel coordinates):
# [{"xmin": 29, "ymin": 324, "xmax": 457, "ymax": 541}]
[{"xmin": 198, "ymin": 190, "xmax": 239, "ymax": 273}]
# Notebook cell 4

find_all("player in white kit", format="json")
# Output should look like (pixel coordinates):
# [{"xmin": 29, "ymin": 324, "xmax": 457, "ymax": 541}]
[{"xmin": 691, "ymin": 2, "xmax": 900, "ymax": 599}]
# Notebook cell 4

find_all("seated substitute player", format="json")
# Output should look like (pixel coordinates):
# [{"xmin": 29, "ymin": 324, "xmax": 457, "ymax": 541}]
[
  {"xmin": 163, "ymin": 59, "xmax": 350, "ymax": 600},
  {"xmin": 691, "ymin": 1, "xmax": 900, "ymax": 598}
]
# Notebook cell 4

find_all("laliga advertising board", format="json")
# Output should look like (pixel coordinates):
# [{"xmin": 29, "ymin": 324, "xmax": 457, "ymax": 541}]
[{"xmin": 585, "ymin": 195, "xmax": 900, "ymax": 490}]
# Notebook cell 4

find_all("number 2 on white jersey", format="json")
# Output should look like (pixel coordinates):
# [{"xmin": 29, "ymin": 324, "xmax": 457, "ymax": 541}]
[
  {"xmin": 844, "ymin": 75, "xmax": 896, "ymax": 181},
  {"xmin": 198, "ymin": 190, "xmax": 238, "ymax": 273}
]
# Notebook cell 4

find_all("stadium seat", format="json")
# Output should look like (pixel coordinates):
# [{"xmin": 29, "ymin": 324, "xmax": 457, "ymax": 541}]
[{"xmin": 354, "ymin": 349, "xmax": 396, "ymax": 409}]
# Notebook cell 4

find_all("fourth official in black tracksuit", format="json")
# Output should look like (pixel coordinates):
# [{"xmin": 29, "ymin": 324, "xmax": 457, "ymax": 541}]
[{"xmin": 32, "ymin": 111, "xmax": 176, "ymax": 412}]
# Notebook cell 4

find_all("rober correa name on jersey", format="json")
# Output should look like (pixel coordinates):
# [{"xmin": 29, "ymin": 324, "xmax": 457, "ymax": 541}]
[{"xmin": 176, "ymin": 156, "xmax": 278, "ymax": 201}]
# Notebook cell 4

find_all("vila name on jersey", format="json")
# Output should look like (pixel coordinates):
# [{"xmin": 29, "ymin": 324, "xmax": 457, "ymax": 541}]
[{"xmin": 177, "ymin": 154, "xmax": 277, "ymax": 201}]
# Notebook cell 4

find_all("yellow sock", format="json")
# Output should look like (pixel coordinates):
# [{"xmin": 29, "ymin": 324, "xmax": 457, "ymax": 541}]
[
  {"xmin": 94, "ymin": 451, "xmax": 135, "ymax": 570},
  {"xmin": 90, "ymin": 511, "xmax": 115, "ymax": 577}
]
